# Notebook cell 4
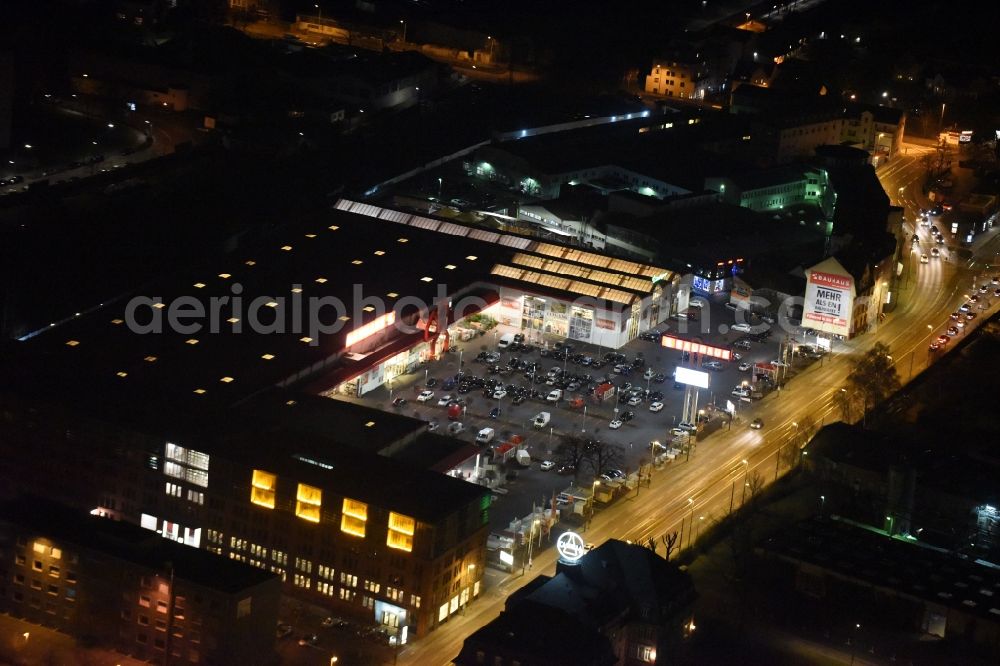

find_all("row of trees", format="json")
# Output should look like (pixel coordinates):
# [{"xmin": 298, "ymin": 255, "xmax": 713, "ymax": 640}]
[
  {"xmin": 554, "ymin": 435, "xmax": 625, "ymax": 481},
  {"xmin": 835, "ymin": 342, "xmax": 902, "ymax": 425}
]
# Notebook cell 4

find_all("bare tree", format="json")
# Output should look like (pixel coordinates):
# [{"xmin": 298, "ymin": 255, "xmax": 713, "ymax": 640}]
[
  {"xmin": 746, "ymin": 470, "xmax": 765, "ymax": 503},
  {"xmin": 661, "ymin": 531, "xmax": 679, "ymax": 560},
  {"xmin": 844, "ymin": 342, "xmax": 901, "ymax": 426},
  {"xmin": 554, "ymin": 435, "xmax": 589, "ymax": 483},
  {"xmin": 645, "ymin": 537, "xmax": 657, "ymax": 552},
  {"xmin": 584, "ymin": 439, "xmax": 625, "ymax": 478}
]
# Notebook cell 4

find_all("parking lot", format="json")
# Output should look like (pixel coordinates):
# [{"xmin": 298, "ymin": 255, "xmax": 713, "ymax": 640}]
[{"xmin": 340, "ymin": 298, "xmax": 813, "ymax": 530}]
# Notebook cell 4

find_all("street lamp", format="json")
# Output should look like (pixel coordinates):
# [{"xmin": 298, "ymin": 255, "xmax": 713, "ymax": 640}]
[
  {"xmin": 581, "ymin": 405, "xmax": 588, "ymax": 433},
  {"xmin": 400, "ymin": 19, "xmax": 407, "ymax": 43},
  {"xmin": 315, "ymin": 3, "xmax": 322, "ymax": 21},
  {"xmin": 820, "ymin": 494, "xmax": 825, "ymax": 514},
  {"xmin": 740, "ymin": 459, "xmax": 750, "ymax": 505},
  {"xmin": 686, "ymin": 497, "xmax": 694, "ymax": 548},
  {"xmin": 330, "ymin": 658, "xmax": 339, "ymax": 666}
]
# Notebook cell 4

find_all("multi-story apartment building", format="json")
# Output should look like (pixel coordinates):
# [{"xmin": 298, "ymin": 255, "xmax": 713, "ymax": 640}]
[
  {"xmin": 0, "ymin": 497, "xmax": 280, "ymax": 665},
  {"xmin": 643, "ymin": 60, "xmax": 703, "ymax": 99}
]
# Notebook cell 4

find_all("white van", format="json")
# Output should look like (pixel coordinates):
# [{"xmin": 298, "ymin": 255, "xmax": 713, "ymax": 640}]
[
  {"xmin": 497, "ymin": 333, "xmax": 515, "ymax": 349},
  {"xmin": 475, "ymin": 427, "xmax": 495, "ymax": 445},
  {"xmin": 533, "ymin": 411, "xmax": 551, "ymax": 428}
]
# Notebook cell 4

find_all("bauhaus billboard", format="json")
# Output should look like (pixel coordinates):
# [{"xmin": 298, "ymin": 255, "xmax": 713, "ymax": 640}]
[{"xmin": 802, "ymin": 261, "xmax": 854, "ymax": 338}]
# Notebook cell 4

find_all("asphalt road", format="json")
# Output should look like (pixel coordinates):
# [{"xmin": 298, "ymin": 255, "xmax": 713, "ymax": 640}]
[{"xmin": 392, "ymin": 142, "xmax": 1000, "ymax": 666}]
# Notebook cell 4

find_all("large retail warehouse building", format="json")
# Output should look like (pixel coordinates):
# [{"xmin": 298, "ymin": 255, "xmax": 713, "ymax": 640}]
[{"xmin": 0, "ymin": 201, "xmax": 678, "ymax": 639}]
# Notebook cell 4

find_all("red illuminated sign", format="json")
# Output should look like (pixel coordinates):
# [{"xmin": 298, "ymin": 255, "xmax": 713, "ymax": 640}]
[{"xmin": 660, "ymin": 335, "xmax": 733, "ymax": 361}]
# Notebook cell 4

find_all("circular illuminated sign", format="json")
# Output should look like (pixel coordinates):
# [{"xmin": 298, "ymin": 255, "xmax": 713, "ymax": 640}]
[{"xmin": 556, "ymin": 531, "xmax": 587, "ymax": 563}]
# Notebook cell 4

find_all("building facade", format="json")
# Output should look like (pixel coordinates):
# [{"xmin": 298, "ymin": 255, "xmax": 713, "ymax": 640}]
[{"xmin": 0, "ymin": 498, "xmax": 280, "ymax": 666}]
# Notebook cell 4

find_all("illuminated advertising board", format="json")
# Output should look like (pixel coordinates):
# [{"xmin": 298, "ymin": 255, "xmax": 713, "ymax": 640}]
[
  {"xmin": 345, "ymin": 311, "xmax": 396, "ymax": 347},
  {"xmin": 660, "ymin": 335, "xmax": 733, "ymax": 361},
  {"xmin": 802, "ymin": 270, "xmax": 853, "ymax": 338},
  {"xmin": 692, "ymin": 275, "xmax": 725, "ymax": 293},
  {"xmin": 674, "ymin": 366, "xmax": 710, "ymax": 389}
]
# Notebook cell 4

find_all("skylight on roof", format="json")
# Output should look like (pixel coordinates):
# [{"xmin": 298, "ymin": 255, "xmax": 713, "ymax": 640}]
[
  {"xmin": 281, "ymin": 245, "xmax": 292, "ymax": 251},
  {"xmin": 218, "ymin": 273, "xmax": 231, "ymax": 279},
  {"xmin": 227, "ymin": 317, "xmax": 240, "ymax": 324},
  {"xmin": 445, "ymin": 264, "xmax": 456, "ymax": 270},
  {"xmin": 397, "ymin": 237, "xmax": 409, "ymax": 243},
  {"xmin": 291, "ymin": 287, "xmax": 303, "ymax": 293},
  {"xmin": 420, "ymin": 276, "xmax": 433, "ymax": 282},
  {"xmin": 315, "ymin": 277, "xmax": 328, "ymax": 284},
  {"xmin": 111, "ymin": 319, "xmax": 124, "ymax": 325},
  {"xmin": 65, "ymin": 340, "xmax": 79, "ymax": 347},
  {"xmin": 352, "ymin": 260, "xmax": 363, "ymax": 265},
  {"xmin": 300, "ymin": 337, "xmax": 313, "ymax": 343},
  {"xmin": 261, "ymin": 354, "xmax": 275, "ymax": 360},
  {"xmin": 338, "ymin": 315, "xmax": 350, "ymax": 322},
  {"xmin": 152, "ymin": 302, "xmax": 165, "ymax": 310},
  {"xmin": 265, "ymin": 301, "xmax": 278, "ymax": 308},
  {"xmin": 305, "ymin": 233, "xmax": 317, "ymax": 238},
  {"xmin": 144, "ymin": 356, "xmax": 157, "ymax": 362},
  {"xmin": 466, "ymin": 255, "xmax": 478, "ymax": 261},
  {"xmin": 373, "ymin": 250, "xmax": 385, "ymax": 256},
  {"xmin": 194, "ymin": 388, "xmax": 206, "ymax": 394},
  {"xmin": 362, "ymin": 306, "xmax": 375, "ymax": 312},
  {"xmin": 186, "ymin": 339, "xmax": 199, "ymax": 345},
  {"xmin": 193, "ymin": 282, "xmax": 206, "ymax": 289},
  {"xmin": 329, "ymin": 225, "xmax": 339, "ymax": 231},
  {"xmin": 387, "ymin": 292, "xmax": 399, "ymax": 298},
  {"xmin": 116, "ymin": 371, "xmax": 128, "ymax": 378},
  {"xmin": 220, "ymin": 376, "xmax": 234, "ymax": 383},
  {"xmin": 245, "ymin": 260, "xmax": 256, "ymax": 266},
  {"xmin": 286, "ymin": 399, "xmax": 297, "ymax": 406},
  {"xmin": 365, "ymin": 421, "xmax": 375, "ymax": 427}
]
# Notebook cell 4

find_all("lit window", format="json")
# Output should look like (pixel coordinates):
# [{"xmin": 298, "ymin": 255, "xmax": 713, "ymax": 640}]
[
  {"xmin": 144, "ymin": 356, "xmax": 157, "ymax": 362},
  {"xmin": 420, "ymin": 277, "xmax": 432, "ymax": 282},
  {"xmin": 251, "ymin": 470, "xmax": 276, "ymax": 509},
  {"xmin": 220, "ymin": 376, "xmax": 234, "ymax": 383},
  {"xmin": 387, "ymin": 512, "xmax": 415, "ymax": 552},
  {"xmin": 193, "ymin": 283, "xmax": 205, "ymax": 289},
  {"xmin": 261, "ymin": 354, "xmax": 274, "ymax": 360},
  {"xmin": 218, "ymin": 273, "xmax": 231, "ymax": 279},
  {"xmin": 373, "ymin": 250, "xmax": 385, "ymax": 256},
  {"xmin": 315, "ymin": 277, "xmax": 328, "ymax": 284},
  {"xmin": 186, "ymin": 339, "xmax": 198, "ymax": 345},
  {"xmin": 65, "ymin": 340, "xmax": 80, "ymax": 347},
  {"xmin": 341, "ymin": 498, "xmax": 367, "ymax": 537},
  {"xmin": 281, "ymin": 245, "xmax": 292, "ymax": 251},
  {"xmin": 296, "ymin": 484, "xmax": 322, "ymax": 523}
]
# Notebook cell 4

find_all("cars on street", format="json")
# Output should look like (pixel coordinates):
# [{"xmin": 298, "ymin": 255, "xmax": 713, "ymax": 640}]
[
  {"xmin": 540, "ymin": 460, "xmax": 555, "ymax": 471},
  {"xmin": 738, "ymin": 361, "xmax": 752, "ymax": 372},
  {"xmin": 750, "ymin": 418, "xmax": 764, "ymax": 430},
  {"xmin": 920, "ymin": 254, "xmax": 929, "ymax": 263},
  {"xmin": 427, "ymin": 421, "xmax": 439, "ymax": 432},
  {"xmin": 489, "ymin": 407, "xmax": 501, "ymax": 419},
  {"xmin": 392, "ymin": 397, "xmax": 407, "ymax": 407},
  {"xmin": 417, "ymin": 390, "xmax": 434, "ymax": 402},
  {"xmin": 731, "ymin": 322, "xmax": 752, "ymax": 332},
  {"xmin": 298, "ymin": 634, "xmax": 318, "ymax": 647},
  {"xmin": 425, "ymin": 377, "xmax": 438, "ymax": 387},
  {"xmin": 437, "ymin": 395, "xmax": 453, "ymax": 406},
  {"xmin": 447, "ymin": 422, "xmax": 464, "ymax": 435},
  {"xmin": 930, "ymin": 248, "xmax": 940, "ymax": 257}
]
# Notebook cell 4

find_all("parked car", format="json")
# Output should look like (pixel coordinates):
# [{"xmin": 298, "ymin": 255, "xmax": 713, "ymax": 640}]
[
  {"xmin": 437, "ymin": 394, "xmax": 453, "ymax": 406},
  {"xmin": 648, "ymin": 401, "xmax": 664, "ymax": 412},
  {"xmin": 609, "ymin": 419, "xmax": 623, "ymax": 429},
  {"xmin": 546, "ymin": 389, "xmax": 563, "ymax": 402},
  {"xmin": 738, "ymin": 361, "xmax": 752, "ymax": 372},
  {"xmin": 447, "ymin": 422, "xmax": 465, "ymax": 435},
  {"xmin": 540, "ymin": 460, "xmax": 556, "ymax": 471},
  {"xmin": 417, "ymin": 390, "xmax": 434, "ymax": 402},
  {"xmin": 392, "ymin": 397, "xmax": 407, "ymax": 407},
  {"xmin": 731, "ymin": 322, "xmax": 752, "ymax": 333}
]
